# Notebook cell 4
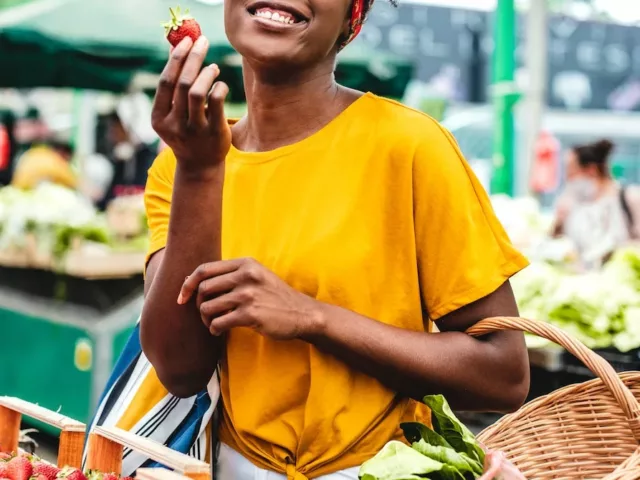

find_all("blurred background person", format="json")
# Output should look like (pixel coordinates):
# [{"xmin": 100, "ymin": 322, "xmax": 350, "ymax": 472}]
[
  {"xmin": 11, "ymin": 138, "xmax": 77, "ymax": 190},
  {"xmin": 97, "ymin": 95, "xmax": 157, "ymax": 210},
  {"xmin": 553, "ymin": 139, "xmax": 640, "ymax": 267}
]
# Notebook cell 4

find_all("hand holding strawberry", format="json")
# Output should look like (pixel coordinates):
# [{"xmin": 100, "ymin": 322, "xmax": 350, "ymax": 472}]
[
  {"xmin": 152, "ymin": 7, "xmax": 231, "ymax": 177},
  {"xmin": 164, "ymin": 6, "xmax": 202, "ymax": 47}
]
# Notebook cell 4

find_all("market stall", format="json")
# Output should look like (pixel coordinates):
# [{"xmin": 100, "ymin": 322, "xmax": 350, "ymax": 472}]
[
  {"xmin": 0, "ymin": 184, "xmax": 147, "ymax": 429},
  {"xmin": 492, "ymin": 194, "xmax": 640, "ymax": 398}
]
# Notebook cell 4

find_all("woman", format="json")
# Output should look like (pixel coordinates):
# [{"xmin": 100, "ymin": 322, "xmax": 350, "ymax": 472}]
[
  {"xmin": 140, "ymin": 0, "xmax": 530, "ymax": 478},
  {"xmin": 553, "ymin": 139, "xmax": 639, "ymax": 268},
  {"xmin": 11, "ymin": 140, "xmax": 77, "ymax": 190}
]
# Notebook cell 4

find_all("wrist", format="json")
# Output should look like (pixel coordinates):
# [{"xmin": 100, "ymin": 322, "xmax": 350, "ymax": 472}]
[
  {"xmin": 300, "ymin": 300, "xmax": 330, "ymax": 341},
  {"xmin": 175, "ymin": 163, "xmax": 224, "ymax": 183}
]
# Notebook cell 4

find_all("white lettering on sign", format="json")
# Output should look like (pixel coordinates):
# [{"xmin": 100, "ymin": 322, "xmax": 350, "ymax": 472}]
[
  {"xmin": 371, "ymin": 5, "xmax": 398, "ymax": 26},
  {"xmin": 604, "ymin": 44, "xmax": 630, "ymax": 73},
  {"xmin": 548, "ymin": 39, "xmax": 570, "ymax": 65},
  {"xmin": 550, "ymin": 17, "xmax": 578, "ymax": 39},
  {"xmin": 419, "ymin": 28, "xmax": 450, "ymax": 58},
  {"xmin": 388, "ymin": 25, "xmax": 418, "ymax": 53},
  {"xmin": 576, "ymin": 41, "xmax": 601, "ymax": 70},
  {"xmin": 359, "ymin": 25, "xmax": 383, "ymax": 48}
]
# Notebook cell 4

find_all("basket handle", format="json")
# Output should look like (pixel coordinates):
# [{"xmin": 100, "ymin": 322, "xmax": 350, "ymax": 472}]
[
  {"xmin": 466, "ymin": 317, "xmax": 640, "ymax": 441},
  {"xmin": 0, "ymin": 397, "xmax": 85, "ymax": 468}
]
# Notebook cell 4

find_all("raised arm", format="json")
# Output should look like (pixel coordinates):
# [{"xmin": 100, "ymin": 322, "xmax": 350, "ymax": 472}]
[{"xmin": 140, "ymin": 36, "xmax": 231, "ymax": 398}]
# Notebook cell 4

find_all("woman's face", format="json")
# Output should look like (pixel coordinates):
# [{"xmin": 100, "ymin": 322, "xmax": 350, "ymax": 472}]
[
  {"xmin": 565, "ymin": 149, "xmax": 597, "ymax": 181},
  {"xmin": 224, "ymin": 0, "xmax": 351, "ymax": 70}
]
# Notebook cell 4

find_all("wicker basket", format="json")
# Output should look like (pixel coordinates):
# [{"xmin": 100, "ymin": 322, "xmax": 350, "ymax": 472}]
[{"xmin": 467, "ymin": 317, "xmax": 640, "ymax": 480}]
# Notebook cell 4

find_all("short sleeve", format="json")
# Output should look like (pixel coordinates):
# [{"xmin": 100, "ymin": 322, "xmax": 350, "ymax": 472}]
[
  {"xmin": 413, "ymin": 123, "xmax": 529, "ymax": 320},
  {"xmin": 144, "ymin": 148, "xmax": 177, "ymax": 267}
]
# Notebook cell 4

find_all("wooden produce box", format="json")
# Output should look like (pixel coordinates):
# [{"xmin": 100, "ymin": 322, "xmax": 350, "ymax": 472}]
[
  {"xmin": 0, "ymin": 396, "xmax": 86, "ymax": 468},
  {"xmin": 85, "ymin": 427, "xmax": 210, "ymax": 480}
]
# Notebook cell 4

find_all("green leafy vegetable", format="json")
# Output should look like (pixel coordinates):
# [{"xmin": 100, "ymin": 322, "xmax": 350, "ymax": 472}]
[
  {"xmin": 423, "ymin": 395, "xmax": 485, "ymax": 464},
  {"xmin": 359, "ymin": 395, "xmax": 485, "ymax": 480},
  {"xmin": 359, "ymin": 441, "xmax": 451, "ymax": 480},
  {"xmin": 412, "ymin": 440, "xmax": 483, "ymax": 476},
  {"xmin": 512, "ymin": 251, "xmax": 640, "ymax": 353}
]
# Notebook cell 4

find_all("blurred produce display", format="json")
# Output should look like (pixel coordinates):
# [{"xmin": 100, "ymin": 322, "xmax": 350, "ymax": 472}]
[
  {"xmin": 490, "ymin": 194, "xmax": 640, "ymax": 354},
  {"xmin": 490, "ymin": 194, "xmax": 578, "ymax": 265},
  {"xmin": 512, "ymin": 253, "xmax": 640, "ymax": 352},
  {"xmin": 0, "ymin": 183, "xmax": 147, "ymax": 277}
]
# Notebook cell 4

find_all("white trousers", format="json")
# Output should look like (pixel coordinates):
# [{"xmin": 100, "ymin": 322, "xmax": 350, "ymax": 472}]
[{"xmin": 216, "ymin": 443, "xmax": 360, "ymax": 480}]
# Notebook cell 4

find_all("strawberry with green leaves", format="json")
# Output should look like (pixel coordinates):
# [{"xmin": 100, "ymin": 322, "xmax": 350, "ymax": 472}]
[
  {"xmin": 163, "ymin": 6, "xmax": 202, "ymax": 47},
  {"xmin": 31, "ymin": 462, "xmax": 59, "ymax": 480},
  {"xmin": 6, "ymin": 456, "xmax": 32, "ymax": 480},
  {"xmin": 55, "ymin": 468, "xmax": 85, "ymax": 480}
]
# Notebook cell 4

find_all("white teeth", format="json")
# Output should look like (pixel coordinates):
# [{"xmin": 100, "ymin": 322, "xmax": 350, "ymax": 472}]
[{"xmin": 255, "ymin": 9, "xmax": 295, "ymax": 24}]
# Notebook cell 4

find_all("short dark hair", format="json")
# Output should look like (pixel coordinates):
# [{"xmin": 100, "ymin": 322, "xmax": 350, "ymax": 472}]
[{"xmin": 572, "ymin": 139, "xmax": 614, "ymax": 177}]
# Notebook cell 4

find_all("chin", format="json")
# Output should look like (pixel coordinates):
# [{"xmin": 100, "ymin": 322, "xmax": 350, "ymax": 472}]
[
  {"xmin": 235, "ymin": 37, "xmax": 308, "ymax": 68},
  {"xmin": 225, "ymin": 4, "xmax": 326, "ymax": 70}
]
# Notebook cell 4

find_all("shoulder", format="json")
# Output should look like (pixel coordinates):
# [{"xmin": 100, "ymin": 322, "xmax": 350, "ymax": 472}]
[
  {"xmin": 362, "ymin": 94, "xmax": 465, "ymax": 170},
  {"xmin": 364, "ymin": 94, "xmax": 455, "ymax": 144}
]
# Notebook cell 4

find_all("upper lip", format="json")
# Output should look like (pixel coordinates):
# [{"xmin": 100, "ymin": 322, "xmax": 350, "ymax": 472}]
[{"xmin": 247, "ymin": 1, "xmax": 309, "ymax": 21}]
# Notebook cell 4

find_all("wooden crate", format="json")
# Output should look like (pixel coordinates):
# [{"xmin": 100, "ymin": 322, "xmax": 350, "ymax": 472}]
[
  {"xmin": 137, "ymin": 468, "xmax": 197, "ymax": 480},
  {"xmin": 85, "ymin": 426, "xmax": 210, "ymax": 480},
  {"xmin": 0, "ymin": 396, "xmax": 86, "ymax": 468}
]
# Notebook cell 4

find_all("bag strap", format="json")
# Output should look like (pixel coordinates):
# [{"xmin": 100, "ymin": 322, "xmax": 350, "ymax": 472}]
[
  {"xmin": 620, "ymin": 185, "xmax": 635, "ymax": 236},
  {"xmin": 210, "ymin": 371, "xmax": 222, "ymax": 478}
]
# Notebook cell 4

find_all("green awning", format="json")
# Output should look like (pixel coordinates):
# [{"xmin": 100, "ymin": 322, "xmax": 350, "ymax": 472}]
[{"xmin": 0, "ymin": 0, "xmax": 413, "ymax": 97}]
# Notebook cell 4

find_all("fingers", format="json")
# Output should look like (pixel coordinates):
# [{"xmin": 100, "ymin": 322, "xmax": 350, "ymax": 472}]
[
  {"xmin": 199, "ymin": 292, "xmax": 241, "ymax": 328},
  {"xmin": 207, "ymin": 81, "xmax": 230, "ymax": 132},
  {"xmin": 188, "ymin": 64, "xmax": 220, "ymax": 128},
  {"xmin": 208, "ymin": 309, "xmax": 248, "ymax": 336},
  {"xmin": 172, "ymin": 36, "xmax": 210, "ymax": 120},
  {"xmin": 478, "ymin": 452, "xmax": 503, "ymax": 480},
  {"xmin": 153, "ymin": 37, "xmax": 193, "ymax": 120},
  {"xmin": 178, "ymin": 259, "xmax": 246, "ymax": 304},
  {"xmin": 195, "ymin": 270, "xmax": 239, "ymax": 307}
]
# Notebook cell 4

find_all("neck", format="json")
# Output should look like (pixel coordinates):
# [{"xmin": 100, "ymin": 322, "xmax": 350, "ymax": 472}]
[{"xmin": 233, "ymin": 59, "xmax": 349, "ymax": 152}]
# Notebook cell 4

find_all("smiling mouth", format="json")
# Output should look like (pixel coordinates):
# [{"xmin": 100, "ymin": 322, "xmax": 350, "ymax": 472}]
[{"xmin": 247, "ymin": 2, "xmax": 307, "ymax": 25}]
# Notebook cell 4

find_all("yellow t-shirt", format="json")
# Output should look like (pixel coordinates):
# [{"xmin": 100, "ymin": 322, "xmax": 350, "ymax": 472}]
[
  {"xmin": 144, "ymin": 93, "xmax": 528, "ymax": 479},
  {"xmin": 12, "ymin": 145, "xmax": 77, "ymax": 190}
]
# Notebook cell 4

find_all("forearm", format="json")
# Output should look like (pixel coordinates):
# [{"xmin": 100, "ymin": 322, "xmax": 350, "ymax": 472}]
[
  {"xmin": 141, "ymin": 166, "xmax": 224, "ymax": 397},
  {"xmin": 308, "ymin": 304, "xmax": 529, "ymax": 412}
]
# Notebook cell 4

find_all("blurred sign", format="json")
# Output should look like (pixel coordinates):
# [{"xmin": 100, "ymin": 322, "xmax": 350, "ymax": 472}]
[
  {"xmin": 530, "ymin": 131, "xmax": 561, "ymax": 194},
  {"xmin": 359, "ymin": 2, "xmax": 640, "ymax": 112}
]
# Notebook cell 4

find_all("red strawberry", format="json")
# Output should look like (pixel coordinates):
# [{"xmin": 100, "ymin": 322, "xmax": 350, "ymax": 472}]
[
  {"xmin": 32, "ymin": 475, "xmax": 48, "ymax": 480},
  {"xmin": 163, "ymin": 6, "xmax": 202, "ymax": 47},
  {"xmin": 0, "ymin": 464, "xmax": 8, "ymax": 477},
  {"xmin": 6, "ymin": 456, "xmax": 32, "ymax": 480},
  {"xmin": 32, "ymin": 463, "xmax": 59, "ymax": 480},
  {"xmin": 55, "ymin": 468, "xmax": 86, "ymax": 480},
  {"xmin": 121, "ymin": 477, "xmax": 134, "ymax": 480},
  {"xmin": 102, "ymin": 474, "xmax": 117, "ymax": 480}
]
